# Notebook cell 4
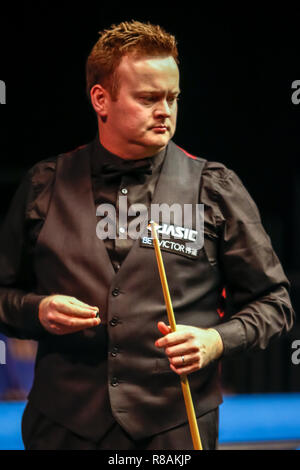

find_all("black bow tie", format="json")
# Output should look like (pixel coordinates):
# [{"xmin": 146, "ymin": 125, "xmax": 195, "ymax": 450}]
[{"xmin": 101, "ymin": 160, "xmax": 153, "ymax": 182}]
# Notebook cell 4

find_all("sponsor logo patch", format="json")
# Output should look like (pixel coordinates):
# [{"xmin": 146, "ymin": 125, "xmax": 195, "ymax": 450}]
[{"xmin": 140, "ymin": 222, "xmax": 202, "ymax": 259}]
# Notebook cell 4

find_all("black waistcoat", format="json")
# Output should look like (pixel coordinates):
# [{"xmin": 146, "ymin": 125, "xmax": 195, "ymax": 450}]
[{"xmin": 28, "ymin": 139, "xmax": 224, "ymax": 441}]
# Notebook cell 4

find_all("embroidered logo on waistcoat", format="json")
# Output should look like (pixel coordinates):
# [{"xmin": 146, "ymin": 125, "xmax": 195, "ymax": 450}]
[{"xmin": 140, "ymin": 222, "xmax": 203, "ymax": 259}]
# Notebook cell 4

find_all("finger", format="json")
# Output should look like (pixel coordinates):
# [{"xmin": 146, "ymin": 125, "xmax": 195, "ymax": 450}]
[
  {"xmin": 155, "ymin": 331, "xmax": 186, "ymax": 348},
  {"xmin": 69, "ymin": 297, "xmax": 99, "ymax": 310},
  {"xmin": 157, "ymin": 321, "xmax": 172, "ymax": 336},
  {"xmin": 48, "ymin": 311, "xmax": 100, "ymax": 328},
  {"xmin": 47, "ymin": 320, "xmax": 97, "ymax": 336},
  {"xmin": 165, "ymin": 344, "xmax": 188, "ymax": 357},
  {"xmin": 169, "ymin": 362, "xmax": 198, "ymax": 376},
  {"xmin": 51, "ymin": 299, "xmax": 99, "ymax": 318},
  {"xmin": 169, "ymin": 353, "xmax": 197, "ymax": 368}
]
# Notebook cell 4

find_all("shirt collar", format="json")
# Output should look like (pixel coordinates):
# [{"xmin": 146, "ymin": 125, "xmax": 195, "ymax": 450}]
[{"xmin": 90, "ymin": 133, "xmax": 167, "ymax": 178}]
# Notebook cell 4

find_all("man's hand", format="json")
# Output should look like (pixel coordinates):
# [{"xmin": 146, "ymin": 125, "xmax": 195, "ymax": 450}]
[
  {"xmin": 155, "ymin": 321, "xmax": 224, "ymax": 375},
  {"xmin": 38, "ymin": 295, "xmax": 101, "ymax": 335}
]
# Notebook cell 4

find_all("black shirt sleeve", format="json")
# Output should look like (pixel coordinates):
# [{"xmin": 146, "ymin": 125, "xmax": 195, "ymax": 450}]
[
  {"xmin": 0, "ymin": 160, "xmax": 56, "ymax": 340},
  {"xmin": 201, "ymin": 162, "xmax": 295, "ymax": 356}
]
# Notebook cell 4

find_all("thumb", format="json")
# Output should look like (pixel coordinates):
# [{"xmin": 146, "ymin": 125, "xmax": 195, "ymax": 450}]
[{"xmin": 157, "ymin": 321, "xmax": 172, "ymax": 336}]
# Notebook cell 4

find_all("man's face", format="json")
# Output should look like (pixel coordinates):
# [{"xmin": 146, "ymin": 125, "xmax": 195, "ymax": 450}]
[{"xmin": 99, "ymin": 54, "xmax": 180, "ymax": 158}]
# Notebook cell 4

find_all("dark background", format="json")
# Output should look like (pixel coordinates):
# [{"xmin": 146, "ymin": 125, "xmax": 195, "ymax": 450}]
[{"xmin": 0, "ymin": 3, "xmax": 299, "ymax": 394}]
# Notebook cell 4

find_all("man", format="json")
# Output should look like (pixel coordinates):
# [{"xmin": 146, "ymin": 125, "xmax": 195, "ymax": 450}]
[{"xmin": 0, "ymin": 21, "xmax": 294, "ymax": 450}]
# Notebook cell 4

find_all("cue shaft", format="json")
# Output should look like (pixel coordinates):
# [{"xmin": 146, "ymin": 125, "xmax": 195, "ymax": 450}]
[{"xmin": 150, "ymin": 222, "xmax": 203, "ymax": 451}]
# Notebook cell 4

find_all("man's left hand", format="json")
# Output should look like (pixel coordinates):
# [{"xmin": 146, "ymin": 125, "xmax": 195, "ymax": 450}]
[{"xmin": 155, "ymin": 321, "xmax": 224, "ymax": 375}]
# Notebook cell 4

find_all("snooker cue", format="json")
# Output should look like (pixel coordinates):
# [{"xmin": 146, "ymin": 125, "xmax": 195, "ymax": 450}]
[{"xmin": 150, "ymin": 221, "xmax": 203, "ymax": 451}]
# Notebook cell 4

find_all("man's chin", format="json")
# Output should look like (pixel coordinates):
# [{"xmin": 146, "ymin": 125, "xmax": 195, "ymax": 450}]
[
  {"xmin": 146, "ymin": 133, "xmax": 172, "ymax": 150},
  {"xmin": 144, "ymin": 140, "xmax": 169, "ymax": 156},
  {"xmin": 128, "ymin": 133, "xmax": 173, "ymax": 158}
]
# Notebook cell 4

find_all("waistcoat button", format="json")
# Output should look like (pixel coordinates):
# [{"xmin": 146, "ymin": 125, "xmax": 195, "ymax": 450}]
[
  {"xmin": 112, "ymin": 288, "xmax": 120, "ymax": 297},
  {"xmin": 109, "ymin": 316, "xmax": 119, "ymax": 327},
  {"xmin": 111, "ymin": 347, "xmax": 119, "ymax": 357},
  {"xmin": 111, "ymin": 377, "xmax": 119, "ymax": 387}
]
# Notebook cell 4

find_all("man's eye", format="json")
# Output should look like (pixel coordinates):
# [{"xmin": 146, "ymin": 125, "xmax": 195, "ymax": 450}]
[
  {"xmin": 168, "ymin": 96, "xmax": 179, "ymax": 104},
  {"xmin": 140, "ymin": 96, "xmax": 155, "ymax": 103},
  {"xmin": 139, "ymin": 95, "xmax": 179, "ymax": 105}
]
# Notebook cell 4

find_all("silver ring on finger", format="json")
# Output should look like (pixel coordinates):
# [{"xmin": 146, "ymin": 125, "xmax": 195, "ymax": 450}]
[{"xmin": 181, "ymin": 355, "xmax": 185, "ymax": 364}]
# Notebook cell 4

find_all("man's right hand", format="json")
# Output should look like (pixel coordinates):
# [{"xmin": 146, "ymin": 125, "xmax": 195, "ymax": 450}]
[{"xmin": 38, "ymin": 295, "xmax": 101, "ymax": 335}]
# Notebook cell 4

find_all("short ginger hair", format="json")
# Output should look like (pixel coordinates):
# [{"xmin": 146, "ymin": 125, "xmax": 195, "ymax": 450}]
[{"xmin": 86, "ymin": 20, "xmax": 179, "ymax": 101}]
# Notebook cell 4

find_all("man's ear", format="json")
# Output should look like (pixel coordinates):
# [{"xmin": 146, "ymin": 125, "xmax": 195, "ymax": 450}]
[{"xmin": 90, "ymin": 84, "xmax": 109, "ymax": 120}]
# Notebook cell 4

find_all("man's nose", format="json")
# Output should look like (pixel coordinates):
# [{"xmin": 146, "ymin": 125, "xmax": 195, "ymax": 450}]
[{"xmin": 154, "ymin": 100, "xmax": 171, "ymax": 118}]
